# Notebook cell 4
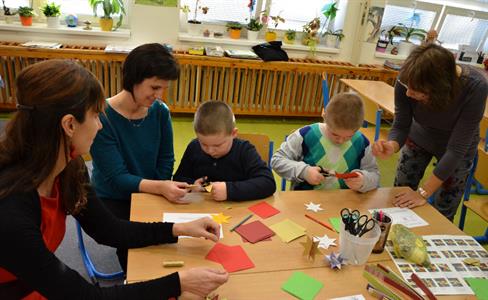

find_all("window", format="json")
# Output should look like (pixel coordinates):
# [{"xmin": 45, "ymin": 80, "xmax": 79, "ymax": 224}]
[
  {"xmin": 50, "ymin": 0, "xmax": 92, "ymax": 16},
  {"xmin": 2, "ymin": 0, "xmax": 29, "ymax": 10},
  {"xmin": 181, "ymin": 0, "xmax": 252, "ymax": 23},
  {"xmin": 438, "ymin": 14, "xmax": 488, "ymax": 51},
  {"xmin": 380, "ymin": 5, "xmax": 436, "ymax": 32},
  {"xmin": 268, "ymin": 0, "xmax": 334, "ymax": 31}
]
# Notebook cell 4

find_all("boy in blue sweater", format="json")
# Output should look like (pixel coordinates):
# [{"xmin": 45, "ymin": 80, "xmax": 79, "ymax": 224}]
[
  {"xmin": 173, "ymin": 101, "xmax": 276, "ymax": 201},
  {"xmin": 271, "ymin": 93, "xmax": 379, "ymax": 192}
]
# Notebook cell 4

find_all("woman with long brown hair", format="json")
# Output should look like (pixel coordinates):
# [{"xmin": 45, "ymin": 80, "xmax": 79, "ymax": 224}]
[
  {"xmin": 0, "ymin": 59, "xmax": 228, "ymax": 299},
  {"xmin": 373, "ymin": 44, "xmax": 487, "ymax": 221}
]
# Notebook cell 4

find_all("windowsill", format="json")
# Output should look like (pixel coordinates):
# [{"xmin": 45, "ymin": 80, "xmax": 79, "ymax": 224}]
[
  {"xmin": 374, "ymin": 51, "xmax": 407, "ymax": 60},
  {"xmin": 178, "ymin": 33, "xmax": 341, "ymax": 54},
  {"xmin": 0, "ymin": 21, "xmax": 131, "ymax": 38}
]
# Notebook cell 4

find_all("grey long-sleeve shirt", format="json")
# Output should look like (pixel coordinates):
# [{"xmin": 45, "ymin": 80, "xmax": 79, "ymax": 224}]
[{"xmin": 389, "ymin": 65, "xmax": 487, "ymax": 181}]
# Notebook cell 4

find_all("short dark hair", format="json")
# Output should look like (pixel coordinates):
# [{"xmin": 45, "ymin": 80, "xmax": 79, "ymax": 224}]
[
  {"xmin": 323, "ymin": 92, "xmax": 364, "ymax": 130},
  {"xmin": 399, "ymin": 44, "xmax": 460, "ymax": 110},
  {"xmin": 194, "ymin": 100, "xmax": 235, "ymax": 135},
  {"xmin": 122, "ymin": 43, "xmax": 180, "ymax": 93}
]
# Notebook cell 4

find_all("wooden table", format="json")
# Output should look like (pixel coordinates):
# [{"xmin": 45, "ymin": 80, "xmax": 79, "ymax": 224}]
[
  {"xmin": 340, "ymin": 79, "xmax": 395, "ymax": 141},
  {"xmin": 127, "ymin": 188, "xmax": 474, "ymax": 299}
]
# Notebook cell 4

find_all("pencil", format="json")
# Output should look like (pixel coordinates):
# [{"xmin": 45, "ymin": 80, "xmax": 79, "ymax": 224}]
[
  {"xmin": 229, "ymin": 214, "xmax": 253, "ymax": 232},
  {"xmin": 305, "ymin": 214, "xmax": 335, "ymax": 233}
]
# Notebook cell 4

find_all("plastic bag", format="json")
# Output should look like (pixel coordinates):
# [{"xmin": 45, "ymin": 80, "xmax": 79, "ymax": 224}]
[{"xmin": 389, "ymin": 224, "xmax": 430, "ymax": 267}]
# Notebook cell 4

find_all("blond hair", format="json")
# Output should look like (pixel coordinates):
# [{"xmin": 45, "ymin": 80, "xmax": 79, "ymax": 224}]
[
  {"xmin": 193, "ymin": 100, "xmax": 235, "ymax": 135},
  {"xmin": 323, "ymin": 92, "xmax": 364, "ymax": 130}
]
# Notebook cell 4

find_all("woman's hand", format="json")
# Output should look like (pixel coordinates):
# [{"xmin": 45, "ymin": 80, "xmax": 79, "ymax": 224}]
[
  {"xmin": 173, "ymin": 217, "xmax": 220, "ymax": 241},
  {"xmin": 211, "ymin": 182, "xmax": 227, "ymax": 201},
  {"xmin": 393, "ymin": 189, "xmax": 427, "ymax": 209},
  {"xmin": 372, "ymin": 140, "xmax": 397, "ymax": 159},
  {"xmin": 344, "ymin": 172, "xmax": 364, "ymax": 191},
  {"xmin": 304, "ymin": 166, "xmax": 325, "ymax": 185},
  {"xmin": 179, "ymin": 268, "xmax": 229, "ymax": 297},
  {"xmin": 159, "ymin": 180, "xmax": 190, "ymax": 203}
]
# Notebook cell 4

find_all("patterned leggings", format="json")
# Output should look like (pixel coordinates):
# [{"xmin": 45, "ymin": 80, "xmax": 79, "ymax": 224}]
[{"xmin": 394, "ymin": 139, "xmax": 474, "ymax": 222}]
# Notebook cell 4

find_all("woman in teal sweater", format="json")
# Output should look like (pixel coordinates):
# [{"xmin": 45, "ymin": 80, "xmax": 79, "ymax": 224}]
[{"xmin": 90, "ymin": 43, "xmax": 190, "ymax": 271}]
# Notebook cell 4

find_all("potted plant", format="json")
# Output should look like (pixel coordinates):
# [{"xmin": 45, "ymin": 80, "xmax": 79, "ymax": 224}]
[
  {"xmin": 262, "ymin": 10, "xmax": 284, "ymax": 42},
  {"xmin": 302, "ymin": 17, "xmax": 320, "ymax": 55},
  {"xmin": 88, "ymin": 0, "xmax": 126, "ymax": 31},
  {"xmin": 187, "ymin": 0, "xmax": 209, "ymax": 36},
  {"xmin": 41, "ymin": 2, "xmax": 61, "ymax": 28},
  {"xmin": 390, "ymin": 23, "xmax": 427, "ymax": 56},
  {"xmin": 18, "ymin": 6, "xmax": 34, "ymax": 26},
  {"xmin": 2, "ymin": 0, "xmax": 16, "ymax": 24},
  {"xmin": 179, "ymin": 4, "xmax": 190, "ymax": 33},
  {"xmin": 283, "ymin": 29, "xmax": 296, "ymax": 44},
  {"xmin": 246, "ymin": 18, "xmax": 262, "ymax": 40},
  {"xmin": 323, "ymin": 29, "xmax": 344, "ymax": 48},
  {"xmin": 226, "ymin": 21, "xmax": 242, "ymax": 39}
]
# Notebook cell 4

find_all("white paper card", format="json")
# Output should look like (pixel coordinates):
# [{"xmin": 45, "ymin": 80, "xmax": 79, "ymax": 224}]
[
  {"xmin": 163, "ymin": 212, "xmax": 223, "ymax": 239},
  {"xmin": 369, "ymin": 207, "xmax": 428, "ymax": 228}
]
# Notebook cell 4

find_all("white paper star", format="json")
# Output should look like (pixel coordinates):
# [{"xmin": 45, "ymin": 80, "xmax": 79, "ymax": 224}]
[
  {"xmin": 313, "ymin": 234, "xmax": 337, "ymax": 249},
  {"xmin": 304, "ymin": 202, "xmax": 323, "ymax": 212}
]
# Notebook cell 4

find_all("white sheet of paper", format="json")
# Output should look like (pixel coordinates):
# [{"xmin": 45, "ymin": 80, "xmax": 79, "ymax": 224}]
[
  {"xmin": 163, "ymin": 213, "xmax": 223, "ymax": 239},
  {"xmin": 368, "ymin": 207, "xmax": 428, "ymax": 228},
  {"xmin": 330, "ymin": 295, "xmax": 365, "ymax": 300}
]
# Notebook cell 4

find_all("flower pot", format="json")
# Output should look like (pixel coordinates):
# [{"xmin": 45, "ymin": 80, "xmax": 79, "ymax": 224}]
[
  {"xmin": 324, "ymin": 35, "xmax": 338, "ymax": 48},
  {"xmin": 99, "ymin": 18, "xmax": 113, "ymax": 31},
  {"xmin": 179, "ymin": 12, "xmax": 188, "ymax": 33},
  {"xmin": 46, "ymin": 16, "xmax": 59, "ymax": 28},
  {"xmin": 4, "ymin": 15, "xmax": 16, "ymax": 24},
  {"xmin": 283, "ymin": 35, "xmax": 295, "ymax": 45},
  {"xmin": 265, "ymin": 31, "xmax": 276, "ymax": 42},
  {"xmin": 187, "ymin": 21, "xmax": 201, "ymax": 36},
  {"xmin": 247, "ymin": 30, "xmax": 259, "ymax": 40},
  {"xmin": 398, "ymin": 40, "xmax": 416, "ymax": 56},
  {"xmin": 19, "ymin": 16, "xmax": 32, "ymax": 26},
  {"xmin": 229, "ymin": 29, "xmax": 241, "ymax": 39}
]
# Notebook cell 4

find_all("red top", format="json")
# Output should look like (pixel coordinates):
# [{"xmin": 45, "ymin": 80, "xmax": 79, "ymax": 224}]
[{"xmin": 0, "ymin": 180, "xmax": 66, "ymax": 300}]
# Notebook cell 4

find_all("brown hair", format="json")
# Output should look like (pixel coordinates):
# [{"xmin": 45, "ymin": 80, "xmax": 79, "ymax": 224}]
[
  {"xmin": 323, "ymin": 92, "xmax": 364, "ymax": 130},
  {"xmin": 399, "ymin": 43, "xmax": 460, "ymax": 110},
  {"xmin": 0, "ymin": 59, "xmax": 105, "ymax": 214},
  {"xmin": 193, "ymin": 100, "xmax": 235, "ymax": 135}
]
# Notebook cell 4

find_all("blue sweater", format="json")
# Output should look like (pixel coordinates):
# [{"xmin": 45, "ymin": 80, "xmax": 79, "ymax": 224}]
[{"xmin": 90, "ymin": 101, "xmax": 174, "ymax": 201}]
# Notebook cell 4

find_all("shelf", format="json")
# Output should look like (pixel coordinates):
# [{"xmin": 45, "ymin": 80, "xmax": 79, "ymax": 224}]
[
  {"xmin": 178, "ymin": 33, "xmax": 341, "ymax": 54},
  {"xmin": 374, "ymin": 51, "xmax": 407, "ymax": 60},
  {"xmin": 0, "ymin": 21, "xmax": 131, "ymax": 39}
]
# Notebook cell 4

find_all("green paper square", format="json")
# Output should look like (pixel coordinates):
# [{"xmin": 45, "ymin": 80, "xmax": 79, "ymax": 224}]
[
  {"xmin": 465, "ymin": 278, "xmax": 488, "ymax": 300},
  {"xmin": 329, "ymin": 217, "xmax": 341, "ymax": 232},
  {"xmin": 282, "ymin": 271, "xmax": 323, "ymax": 300}
]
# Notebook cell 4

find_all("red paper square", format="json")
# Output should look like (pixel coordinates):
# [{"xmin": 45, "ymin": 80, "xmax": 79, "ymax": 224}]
[
  {"xmin": 205, "ymin": 243, "xmax": 255, "ymax": 273},
  {"xmin": 235, "ymin": 220, "xmax": 275, "ymax": 244},
  {"xmin": 248, "ymin": 201, "xmax": 280, "ymax": 219}
]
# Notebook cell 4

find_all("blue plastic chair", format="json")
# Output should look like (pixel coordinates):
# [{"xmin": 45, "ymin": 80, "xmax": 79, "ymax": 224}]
[{"xmin": 75, "ymin": 221, "xmax": 125, "ymax": 285}]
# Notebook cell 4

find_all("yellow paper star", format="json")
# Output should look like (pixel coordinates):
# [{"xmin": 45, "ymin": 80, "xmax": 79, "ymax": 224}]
[
  {"xmin": 300, "ymin": 235, "xmax": 320, "ymax": 261},
  {"xmin": 211, "ymin": 213, "xmax": 231, "ymax": 224}
]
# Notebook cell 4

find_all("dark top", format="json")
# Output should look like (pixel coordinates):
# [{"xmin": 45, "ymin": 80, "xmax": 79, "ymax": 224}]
[
  {"xmin": 173, "ymin": 138, "xmax": 276, "ymax": 201},
  {"xmin": 389, "ymin": 65, "xmax": 488, "ymax": 181},
  {"xmin": 0, "ymin": 187, "xmax": 180, "ymax": 300},
  {"xmin": 90, "ymin": 101, "xmax": 174, "ymax": 202}
]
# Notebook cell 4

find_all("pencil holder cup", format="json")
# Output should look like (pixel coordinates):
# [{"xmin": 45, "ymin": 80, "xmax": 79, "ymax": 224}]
[
  {"xmin": 339, "ymin": 221, "xmax": 380, "ymax": 265},
  {"xmin": 372, "ymin": 213, "xmax": 392, "ymax": 254}
]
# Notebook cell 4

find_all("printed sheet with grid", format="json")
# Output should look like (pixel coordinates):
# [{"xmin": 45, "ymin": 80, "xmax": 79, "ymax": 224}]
[{"xmin": 386, "ymin": 235, "xmax": 488, "ymax": 295}]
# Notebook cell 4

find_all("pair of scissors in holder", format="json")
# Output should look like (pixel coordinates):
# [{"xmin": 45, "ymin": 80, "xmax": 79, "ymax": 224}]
[
  {"xmin": 352, "ymin": 215, "xmax": 376, "ymax": 237},
  {"xmin": 341, "ymin": 208, "xmax": 360, "ymax": 232}
]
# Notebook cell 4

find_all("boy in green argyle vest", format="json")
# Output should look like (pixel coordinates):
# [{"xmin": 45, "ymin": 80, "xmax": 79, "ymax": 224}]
[{"xmin": 271, "ymin": 93, "xmax": 379, "ymax": 192}]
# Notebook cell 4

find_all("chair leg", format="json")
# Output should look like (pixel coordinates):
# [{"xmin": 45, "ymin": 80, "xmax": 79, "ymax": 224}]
[
  {"xmin": 474, "ymin": 227, "xmax": 488, "ymax": 244},
  {"xmin": 76, "ymin": 221, "xmax": 125, "ymax": 282},
  {"xmin": 458, "ymin": 154, "xmax": 477, "ymax": 231}
]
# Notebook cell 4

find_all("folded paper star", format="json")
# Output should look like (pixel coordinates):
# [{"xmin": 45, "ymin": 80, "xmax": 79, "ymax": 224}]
[
  {"xmin": 325, "ymin": 252, "xmax": 345, "ymax": 269},
  {"xmin": 300, "ymin": 235, "xmax": 320, "ymax": 261},
  {"xmin": 211, "ymin": 213, "xmax": 231, "ymax": 224},
  {"xmin": 305, "ymin": 202, "xmax": 323, "ymax": 213},
  {"xmin": 313, "ymin": 234, "xmax": 336, "ymax": 249}
]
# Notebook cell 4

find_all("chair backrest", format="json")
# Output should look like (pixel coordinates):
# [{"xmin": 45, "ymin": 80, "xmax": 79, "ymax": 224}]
[
  {"xmin": 475, "ymin": 146, "xmax": 488, "ymax": 187},
  {"xmin": 237, "ymin": 133, "xmax": 273, "ymax": 166}
]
